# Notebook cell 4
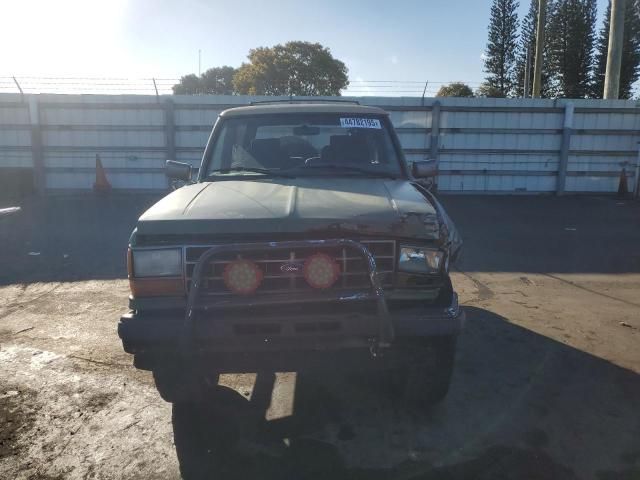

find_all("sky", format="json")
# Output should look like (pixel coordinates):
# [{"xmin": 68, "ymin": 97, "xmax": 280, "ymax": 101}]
[{"xmin": 0, "ymin": 0, "xmax": 611, "ymax": 96}]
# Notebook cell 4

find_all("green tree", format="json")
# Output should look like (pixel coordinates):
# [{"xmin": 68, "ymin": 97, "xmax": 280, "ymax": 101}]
[
  {"xmin": 514, "ymin": 0, "xmax": 553, "ymax": 97},
  {"xmin": 199, "ymin": 66, "xmax": 236, "ymax": 95},
  {"xmin": 476, "ymin": 83, "xmax": 507, "ymax": 97},
  {"xmin": 233, "ymin": 41, "xmax": 349, "ymax": 96},
  {"xmin": 172, "ymin": 74, "xmax": 201, "ymax": 95},
  {"xmin": 484, "ymin": 0, "xmax": 520, "ymax": 96},
  {"xmin": 591, "ymin": 0, "xmax": 640, "ymax": 99},
  {"xmin": 547, "ymin": 0, "xmax": 598, "ymax": 98},
  {"xmin": 436, "ymin": 82, "xmax": 475, "ymax": 97},
  {"xmin": 172, "ymin": 66, "xmax": 237, "ymax": 95}
]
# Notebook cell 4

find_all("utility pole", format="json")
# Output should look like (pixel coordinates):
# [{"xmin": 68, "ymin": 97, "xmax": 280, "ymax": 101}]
[
  {"xmin": 524, "ymin": 47, "xmax": 532, "ymax": 98},
  {"xmin": 198, "ymin": 49, "xmax": 202, "ymax": 76},
  {"xmin": 532, "ymin": 0, "xmax": 547, "ymax": 98},
  {"xmin": 604, "ymin": 0, "xmax": 626, "ymax": 99}
]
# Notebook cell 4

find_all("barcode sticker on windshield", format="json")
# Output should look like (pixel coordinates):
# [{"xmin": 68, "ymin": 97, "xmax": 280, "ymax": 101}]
[{"xmin": 340, "ymin": 118, "xmax": 382, "ymax": 129}]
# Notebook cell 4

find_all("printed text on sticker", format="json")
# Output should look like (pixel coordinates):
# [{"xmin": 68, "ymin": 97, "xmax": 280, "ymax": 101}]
[{"xmin": 340, "ymin": 118, "xmax": 382, "ymax": 129}]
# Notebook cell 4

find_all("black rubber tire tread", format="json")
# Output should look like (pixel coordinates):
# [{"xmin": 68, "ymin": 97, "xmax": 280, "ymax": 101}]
[
  {"xmin": 152, "ymin": 360, "xmax": 216, "ymax": 403},
  {"xmin": 387, "ymin": 336, "xmax": 457, "ymax": 407},
  {"xmin": 172, "ymin": 387, "xmax": 248, "ymax": 479}
]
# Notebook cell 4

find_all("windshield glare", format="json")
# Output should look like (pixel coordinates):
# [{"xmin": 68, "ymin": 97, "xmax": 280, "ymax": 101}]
[{"xmin": 205, "ymin": 114, "xmax": 403, "ymax": 178}]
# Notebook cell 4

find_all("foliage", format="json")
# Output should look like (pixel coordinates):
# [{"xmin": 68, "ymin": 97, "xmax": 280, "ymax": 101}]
[
  {"xmin": 172, "ymin": 42, "xmax": 348, "ymax": 96},
  {"xmin": 172, "ymin": 66, "xmax": 237, "ymax": 95},
  {"xmin": 591, "ymin": 0, "xmax": 640, "ymax": 99},
  {"xmin": 484, "ymin": 0, "xmax": 520, "ymax": 96},
  {"xmin": 547, "ymin": 0, "xmax": 598, "ymax": 98},
  {"xmin": 233, "ymin": 41, "xmax": 349, "ymax": 96},
  {"xmin": 436, "ymin": 82, "xmax": 475, "ymax": 97},
  {"xmin": 514, "ymin": 0, "xmax": 553, "ymax": 97},
  {"xmin": 172, "ymin": 74, "xmax": 200, "ymax": 95},
  {"xmin": 476, "ymin": 83, "xmax": 507, "ymax": 97}
]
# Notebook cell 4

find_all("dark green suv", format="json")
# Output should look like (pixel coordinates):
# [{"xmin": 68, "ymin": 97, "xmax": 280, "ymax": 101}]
[{"xmin": 118, "ymin": 101, "xmax": 464, "ymax": 405}]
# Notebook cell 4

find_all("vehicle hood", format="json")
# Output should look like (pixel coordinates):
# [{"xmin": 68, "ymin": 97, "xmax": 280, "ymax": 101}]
[{"xmin": 137, "ymin": 178, "xmax": 444, "ymax": 241}]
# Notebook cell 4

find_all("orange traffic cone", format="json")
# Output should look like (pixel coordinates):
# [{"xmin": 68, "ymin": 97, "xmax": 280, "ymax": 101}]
[
  {"xmin": 93, "ymin": 154, "xmax": 112, "ymax": 193},
  {"xmin": 617, "ymin": 168, "xmax": 628, "ymax": 198}
]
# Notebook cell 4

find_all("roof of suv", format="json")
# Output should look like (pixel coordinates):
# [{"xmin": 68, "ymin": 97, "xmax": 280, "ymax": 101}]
[{"xmin": 219, "ymin": 102, "xmax": 388, "ymax": 117}]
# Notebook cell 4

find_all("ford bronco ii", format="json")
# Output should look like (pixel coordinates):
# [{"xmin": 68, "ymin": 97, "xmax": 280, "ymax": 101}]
[{"xmin": 118, "ymin": 101, "xmax": 464, "ymax": 405}]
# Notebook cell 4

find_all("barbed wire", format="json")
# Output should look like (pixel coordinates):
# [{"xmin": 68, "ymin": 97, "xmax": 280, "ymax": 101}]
[
  {"xmin": 2, "ymin": 75, "xmax": 637, "ymax": 97},
  {"xmin": 0, "ymin": 75, "xmax": 486, "ymax": 96}
]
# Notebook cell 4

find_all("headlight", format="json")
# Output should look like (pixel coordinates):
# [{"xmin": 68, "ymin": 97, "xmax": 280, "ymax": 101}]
[
  {"xmin": 398, "ymin": 246, "xmax": 444, "ymax": 273},
  {"xmin": 131, "ymin": 248, "xmax": 182, "ymax": 277}
]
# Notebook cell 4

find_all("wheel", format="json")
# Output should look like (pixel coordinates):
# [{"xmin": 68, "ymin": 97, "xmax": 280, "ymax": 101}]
[
  {"xmin": 171, "ymin": 385, "xmax": 271, "ymax": 480},
  {"xmin": 152, "ymin": 360, "xmax": 217, "ymax": 403},
  {"xmin": 172, "ymin": 401, "xmax": 214, "ymax": 480},
  {"xmin": 172, "ymin": 387, "xmax": 248, "ymax": 480},
  {"xmin": 386, "ymin": 336, "xmax": 457, "ymax": 407}
]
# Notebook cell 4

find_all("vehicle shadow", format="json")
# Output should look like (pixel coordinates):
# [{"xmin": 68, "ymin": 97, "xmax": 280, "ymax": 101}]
[{"xmin": 169, "ymin": 307, "xmax": 640, "ymax": 480}]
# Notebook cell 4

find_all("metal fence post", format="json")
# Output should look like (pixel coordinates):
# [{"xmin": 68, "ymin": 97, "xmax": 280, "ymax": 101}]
[
  {"xmin": 430, "ymin": 101, "xmax": 441, "ymax": 162},
  {"xmin": 27, "ymin": 96, "xmax": 45, "ymax": 194},
  {"xmin": 164, "ymin": 98, "xmax": 176, "ymax": 161},
  {"xmin": 633, "ymin": 142, "xmax": 640, "ymax": 199},
  {"xmin": 163, "ymin": 98, "xmax": 176, "ymax": 188},
  {"xmin": 557, "ymin": 102, "xmax": 574, "ymax": 195}
]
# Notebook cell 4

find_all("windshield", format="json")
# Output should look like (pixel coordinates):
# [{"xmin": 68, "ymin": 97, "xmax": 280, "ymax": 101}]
[{"xmin": 204, "ymin": 113, "xmax": 403, "ymax": 178}]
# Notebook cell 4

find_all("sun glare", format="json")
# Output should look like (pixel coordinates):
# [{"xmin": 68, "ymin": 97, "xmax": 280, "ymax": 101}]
[{"xmin": 0, "ymin": 0, "xmax": 128, "ymax": 76}]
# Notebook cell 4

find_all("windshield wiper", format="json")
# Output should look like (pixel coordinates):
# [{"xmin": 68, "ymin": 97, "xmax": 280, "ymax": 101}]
[
  {"xmin": 299, "ymin": 164, "xmax": 398, "ymax": 179},
  {"xmin": 206, "ymin": 167, "xmax": 294, "ymax": 178}
]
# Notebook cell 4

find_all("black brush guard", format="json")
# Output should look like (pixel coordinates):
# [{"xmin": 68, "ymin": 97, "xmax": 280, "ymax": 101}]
[{"xmin": 180, "ymin": 239, "xmax": 395, "ymax": 356}]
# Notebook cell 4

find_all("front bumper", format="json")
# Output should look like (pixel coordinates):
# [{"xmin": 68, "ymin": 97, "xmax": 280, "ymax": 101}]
[
  {"xmin": 118, "ymin": 292, "xmax": 464, "ymax": 355},
  {"xmin": 120, "ymin": 239, "xmax": 464, "ymax": 371}
]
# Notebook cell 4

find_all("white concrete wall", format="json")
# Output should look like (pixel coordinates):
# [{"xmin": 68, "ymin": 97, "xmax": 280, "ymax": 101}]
[{"xmin": 0, "ymin": 93, "xmax": 638, "ymax": 193}]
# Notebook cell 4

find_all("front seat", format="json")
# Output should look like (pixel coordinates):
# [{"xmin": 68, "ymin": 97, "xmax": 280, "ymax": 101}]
[
  {"xmin": 250, "ymin": 138, "xmax": 284, "ymax": 168},
  {"xmin": 320, "ymin": 135, "xmax": 370, "ymax": 165}
]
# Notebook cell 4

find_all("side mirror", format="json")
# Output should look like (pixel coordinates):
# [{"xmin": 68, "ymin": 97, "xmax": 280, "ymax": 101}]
[
  {"xmin": 165, "ymin": 160, "xmax": 192, "ymax": 182},
  {"xmin": 412, "ymin": 160, "xmax": 438, "ymax": 179}
]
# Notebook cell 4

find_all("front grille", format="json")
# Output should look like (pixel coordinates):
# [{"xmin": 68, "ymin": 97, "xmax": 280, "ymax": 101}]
[{"xmin": 184, "ymin": 240, "xmax": 395, "ymax": 297}]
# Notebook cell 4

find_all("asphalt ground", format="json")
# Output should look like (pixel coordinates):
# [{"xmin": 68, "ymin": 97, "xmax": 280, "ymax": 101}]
[{"xmin": 1, "ymin": 193, "xmax": 639, "ymax": 480}]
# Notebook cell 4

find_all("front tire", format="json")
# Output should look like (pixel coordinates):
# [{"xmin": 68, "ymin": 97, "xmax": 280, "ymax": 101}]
[
  {"xmin": 388, "ymin": 336, "xmax": 457, "ymax": 406},
  {"xmin": 172, "ymin": 387, "xmax": 248, "ymax": 480},
  {"xmin": 152, "ymin": 360, "xmax": 217, "ymax": 403}
]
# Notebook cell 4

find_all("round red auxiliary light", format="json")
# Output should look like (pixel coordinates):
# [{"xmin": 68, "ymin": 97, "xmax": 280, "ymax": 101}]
[
  {"xmin": 223, "ymin": 259, "xmax": 263, "ymax": 295},
  {"xmin": 304, "ymin": 253, "xmax": 340, "ymax": 289}
]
